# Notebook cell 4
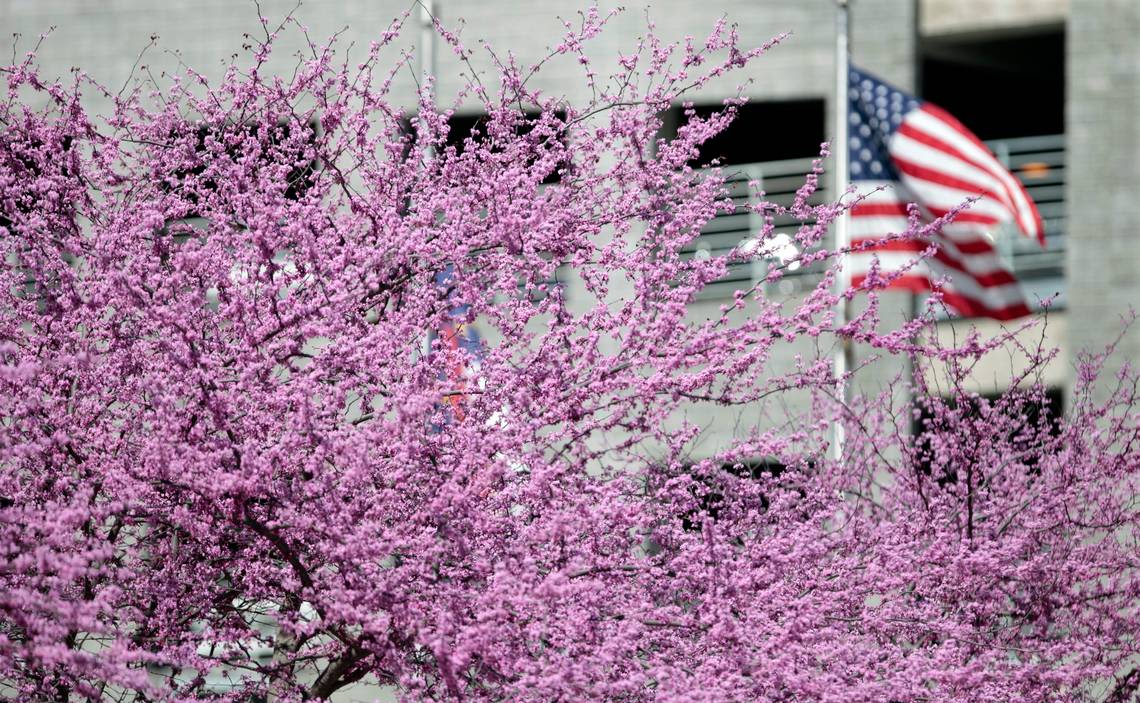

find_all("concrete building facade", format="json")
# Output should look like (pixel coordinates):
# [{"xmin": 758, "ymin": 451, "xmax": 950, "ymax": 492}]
[{"xmin": 1067, "ymin": 0, "xmax": 1140, "ymax": 394}]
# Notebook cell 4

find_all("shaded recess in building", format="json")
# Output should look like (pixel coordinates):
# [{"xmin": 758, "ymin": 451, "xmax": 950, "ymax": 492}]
[
  {"xmin": 445, "ymin": 111, "xmax": 568, "ymax": 184},
  {"xmin": 920, "ymin": 28, "xmax": 1064, "ymax": 140},
  {"xmin": 160, "ymin": 120, "xmax": 319, "ymax": 217},
  {"xmin": 665, "ymin": 99, "xmax": 826, "ymax": 167},
  {"xmin": 680, "ymin": 458, "xmax": 796, "ymax": 533},
  {"xmin": 911, "ymin": 387, "xmax": 1064, "ymax": 486}
]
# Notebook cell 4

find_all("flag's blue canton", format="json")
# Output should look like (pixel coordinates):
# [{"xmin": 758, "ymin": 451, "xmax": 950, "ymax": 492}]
[{"xmin": 847, "ymin": 66, "xmax": 921, "ymax": 182}]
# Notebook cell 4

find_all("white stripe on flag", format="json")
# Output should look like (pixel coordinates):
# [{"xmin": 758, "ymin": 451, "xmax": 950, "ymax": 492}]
[
  {"xmin": 849, "ymin": 252, "xmax": 1027, "ymax": 308},
  {"xmin": 849, "ymin": 220, "xmax": 1012, "ymax": 278},
  {"xmin": 891, "ymin": 178, "xmax": 1012, "ymax": 222},
  {"xmin": 905, "ymin": 108, "xmax": 1039, "ymax": 238},
  {"xmin": 890, "ymin": 131, "xmax": 1012, "ymax": 204}
]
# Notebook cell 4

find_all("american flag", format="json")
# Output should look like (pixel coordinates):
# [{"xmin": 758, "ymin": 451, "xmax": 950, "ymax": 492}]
[
  {"xmin": 436, "ymin": 317, "xmax": 482, "ymax": 421},
  {"xmin": 433, "ymin": 267, "xmax": 483, "ymax": 423},
  {"xmin": 846, "ymin": 66, "xmax": 1044, "ymax": 321}
]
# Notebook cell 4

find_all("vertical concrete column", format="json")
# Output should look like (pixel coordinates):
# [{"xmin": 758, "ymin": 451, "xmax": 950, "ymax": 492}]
[{"xmin": 1066, "ymin": 1, "xmax": 1140, "ymax": 396}]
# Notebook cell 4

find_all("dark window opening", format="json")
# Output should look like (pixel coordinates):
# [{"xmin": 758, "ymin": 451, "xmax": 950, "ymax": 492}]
[
  {"xmin": 445, "ymin": 110, "xmax": 568, "ymax": 184},
  {"xmin": 442, "ymin": 111, "xmax": 569, "ymax": 302},
  {"xmin": 910, "ymin": 387, "xmax": 1064, "ymax": 487},
  {"xmin": 396, "ymin": 116, "xmax": 419, "ymax": 164},
  {"xmin": 666, "ymin": 99, "xmax": 827, "ymax": 295},
  {"xmin": 444, "ymin": 112, "xmax": 484, "ymax": 153},
  {"xmin": 680, "ymin": 458, "xmax": 795, "ymax": 533},
  {"xmin": 920, "ymin": 28, "xmax": 1064, "ymax": 140},
  {"xmin": 1, "ymin": 131, "xmax": 81, "ymax": 312},
  {"xmin": 1, "ymin": 132, "xmax": 78, "ymax": 233},
  {"xmin": 666, "ymin": 99, "xmax": 826, "ymax": 168},
  {"xmin": 160, "ymin": 119, "xmax": 320, "ymax": 218}
]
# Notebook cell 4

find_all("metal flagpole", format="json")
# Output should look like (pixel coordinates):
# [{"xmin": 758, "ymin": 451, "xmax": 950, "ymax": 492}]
[
  {"xmin": 419, "ymin": 0, "xmax": 436, "ymax": 160},
  {"xmin": 832, "ymin": 0, "xmax": 854, "ymax": 463},
  {"xmin": 907, "ymin": 1, "xmax": 925, "ymax": 405},
  {"xmin": 418, "ymin": 0, "xmax": 438, "ymax": 373}
]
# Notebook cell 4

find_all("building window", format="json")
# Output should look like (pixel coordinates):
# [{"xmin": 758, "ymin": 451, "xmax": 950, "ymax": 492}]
[
  {"xmin": 920, "ymin": 29, "xmax": 1064, "ymax": 140},
  {"xmin": 159, "ymin": 118, "xmax": 319, "ymax": 220},
  {"xmin": 664, "ymin": 98, "xmax": 826, "ymax": 168},
  {"xmin": 445, "ymin": 109, "xmax": 568, "ymax": 184},
  {"xmin": 910, "ymin": 387, "xmax": 1064, "ymax": 487},
  {"xmin": 2, "ymin": 130, "xmax": 81, "ymax": 310},
  {"xmin": 662, "ymin": 100, "xmax": 827, "ymax": 296},
  {"xmin": 677, "ymin": 457, "xmax": 795, "ymax": 533},
  {"xmin": 442, "ymin": 110, "xmax": 568, "ymax": 301},
  {"xmin": 920, "ymin": 28, "xmax": 1066, "ymax": 301}
]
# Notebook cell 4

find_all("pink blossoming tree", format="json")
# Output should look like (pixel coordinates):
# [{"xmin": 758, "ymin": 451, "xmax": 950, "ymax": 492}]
[{"xmin": 2, "ymin": 9, "xmax": 1139, "ymax": 702}]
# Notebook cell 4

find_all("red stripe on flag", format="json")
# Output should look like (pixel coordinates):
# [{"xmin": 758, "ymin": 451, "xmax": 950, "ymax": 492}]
[
  {"xmin": 896, "ymin": 122, "xmax": 1013, "ymax": 196},
  {"xmin": 855, "ymin": 190, "xmax": 1001, "ymax": 227},
  {"xmin": 851, "ymin": 238, "xmax": 1019, "ymax": 287},
  {"xmin": 898, "ymin": 109, "xmax": 1045, "ymax": 243},
  {"xmin": 852, "ymin": 272, "xmax": 1032, "ymax": 321},
  {"xmin": 923, "ymin": 207, "xmax": 1003, "ymax": 226},
  {"xmin": 850, "ymin": 202, "xmax": 909, "ymax": 217},
  {"xmin": 854, "ymin": 233, "xmax": 996, "ymax": 256},
  {"xmin": 892, "ymin": 157, "xmax": 1009, "ymax": 211}
]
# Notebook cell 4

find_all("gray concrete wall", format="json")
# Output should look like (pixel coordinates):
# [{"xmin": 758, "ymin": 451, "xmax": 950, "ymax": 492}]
[
  {"xmin": 0, "ymin": 1, "xmax": 913, "ymax": 111},
  {"xmin": 1066, "ymin": 0, "xmax": 1140, "ymax": 397},
  {"xmin": 920, "ymin": 0, "xmax": 1067, "ymax": 36}
]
